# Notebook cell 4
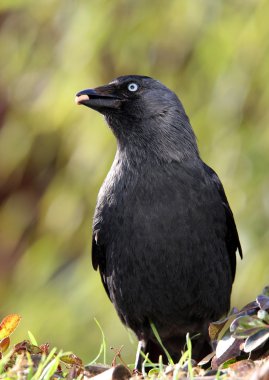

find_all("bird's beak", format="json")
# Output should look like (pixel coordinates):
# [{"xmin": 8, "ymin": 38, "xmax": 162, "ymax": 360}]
[{"xmin": 75, "ymin": 85, "xmax": 121, "ymax": 111}]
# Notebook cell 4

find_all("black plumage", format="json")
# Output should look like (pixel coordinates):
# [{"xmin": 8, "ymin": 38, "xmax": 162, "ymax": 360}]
[{"xmin": 75, "ymin": 75, "xmax": 242, "ymax": 366}]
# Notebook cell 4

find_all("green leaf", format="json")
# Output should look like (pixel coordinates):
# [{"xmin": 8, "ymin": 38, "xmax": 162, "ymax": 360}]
[
  {"xmin": 216, "ymin": 330, "xmax": 236, "ymax": 359},
  {"xmin": 231, "ymin": 316, "xmax": 267, "ymax": 338},
  {"xmin": 148, "ymin": 368, "xmax": 160, "ymax": 377},
  {"xmin": 257, "ymin": 295, "xmax": 269, "ymax": 311},
  {"xmin": 257, "ymin": 310, "xmax": 269, "ymax": 323},
  {"xmin": 239, "ymin": 301, "xmax": 258, "ymax": 313},
  {"xmin": 244, "ymin": 329, "xmax": 269, "ymax": 353}
]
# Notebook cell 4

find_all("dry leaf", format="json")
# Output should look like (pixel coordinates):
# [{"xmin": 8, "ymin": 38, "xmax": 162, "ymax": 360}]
[
  {"xmin": 0, "ymin": 337, "xmax": 10, "ymax": 353},
  {"xmin": 0, "ymin": 314, "xmax": 21, "ymax": 340}
]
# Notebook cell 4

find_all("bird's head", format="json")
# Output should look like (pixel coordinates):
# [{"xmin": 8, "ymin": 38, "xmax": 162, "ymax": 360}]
[
  {"xmin": 75, "ymin": 75, "xmax": 199, "ymax": 161},
  {"xmin": 76, "ymin": 75, "xmax": 183, "ymax": 119}
]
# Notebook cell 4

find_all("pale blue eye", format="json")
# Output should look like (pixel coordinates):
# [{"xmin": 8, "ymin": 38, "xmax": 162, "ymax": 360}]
[{"xmin": 127, "ymin": 83, "xmax": 139, "ymax": 92}]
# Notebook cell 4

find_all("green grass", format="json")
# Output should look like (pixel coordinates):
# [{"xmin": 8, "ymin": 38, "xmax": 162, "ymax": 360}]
[
  {"xmin": 86, "ymin": 318, "xmax": 107, "ymax": 366},
  {"xmin": 1, "ymin": 311, "xmax": 268, "ymax": 379}
]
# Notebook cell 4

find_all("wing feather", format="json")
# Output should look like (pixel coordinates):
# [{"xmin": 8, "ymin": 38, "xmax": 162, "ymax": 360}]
[{"xmin": 203, "ymin": 163, "xmax": 242, "ymax": 281}]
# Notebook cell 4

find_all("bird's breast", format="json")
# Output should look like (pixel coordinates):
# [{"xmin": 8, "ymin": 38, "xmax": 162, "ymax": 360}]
[{"xmin": 93, "ymin": 159, "xmax": 232, "ymax": 328}]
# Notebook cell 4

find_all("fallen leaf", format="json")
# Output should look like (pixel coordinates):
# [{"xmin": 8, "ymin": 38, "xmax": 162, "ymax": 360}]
[
  {"xmin": 228, "ymin": 359, "xmax": 255, "ymax": 377},
  {"xmin": 40, "ymin": 343, "xmax": 50, "ymax": 355},
  {"xmin": 13, "ymin": 340, "xmax": 42, "ymax": 354},
  {"xmin": 61, "ymin": 353, "xmax": 83, "ymax": 366},
  {"xmin": 209, "ymin": 307, "xmax": 239, "ymax": 341},
  {"xmin": 198, "ymin": 351, "xmax": 215, "ymax": 366},
  {"xmin": 0, "ymin": 314, "xmax": 21, "ymax": 340},
  {"xmin": 0, "ymin": 337, "xmax": 10, "ymax": 353}
]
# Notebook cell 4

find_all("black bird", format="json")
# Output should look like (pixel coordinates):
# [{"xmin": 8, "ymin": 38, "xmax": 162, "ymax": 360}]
[{"xmin": 75, "ymin": 75, "xmax": 242, "ymax": 367}]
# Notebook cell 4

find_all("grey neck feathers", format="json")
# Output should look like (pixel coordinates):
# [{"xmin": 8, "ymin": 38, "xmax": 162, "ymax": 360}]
[{"xmin": 105, "ymin": 109, "xmax": 199, "ymax": 165}]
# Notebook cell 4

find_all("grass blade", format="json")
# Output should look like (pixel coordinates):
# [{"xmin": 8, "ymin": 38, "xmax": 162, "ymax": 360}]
[
  {"xmin": 28, "ymin": 330, "xmax": 38, "ymax": 346},
  {"xmin": 41, "ymin": 351, "xmax": 61, "ymax": 380},
  {"xmin": 94, "ymin": 318, "xmax": 107, "ymax": 364},
  {"xmin": 86, "ymin": 318, "xmax": 107, "ymax": 365},
  {"xmin": 150, "ymin": 321, "xmax": 174, "ymax": 365},
  {"xmin": 87, "ymin": 343, "xmax": 104, "ymax": 366},
  {"xmin": 31, "ymin": 347, "xmax": 57, "ymax": 380},
  {"xmin": 186, "ymin": 333, "xmax": 194, "ymax": 380},
  {"xmin": 0, "ymin": 350, "xmax": 13, "ymax": 374}
]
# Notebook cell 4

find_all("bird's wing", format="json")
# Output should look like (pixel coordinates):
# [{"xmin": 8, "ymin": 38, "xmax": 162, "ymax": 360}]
[
  {"xmin": 203, "ymin": 163, "xmax": 243, "ymax": 281},
  {"xmin": 92, "ymin": 233, "xmax": 111, "ymax": 300}
]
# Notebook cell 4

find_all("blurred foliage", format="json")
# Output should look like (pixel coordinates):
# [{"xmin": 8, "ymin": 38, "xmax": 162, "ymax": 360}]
[{"xmin": 0, "ymin": 0, "xmax": 269, "ymax": 364}]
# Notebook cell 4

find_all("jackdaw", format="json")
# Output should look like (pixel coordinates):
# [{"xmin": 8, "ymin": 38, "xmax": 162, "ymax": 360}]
[{"xmin": 75, "ymin": 75, "xmax": 242, "ymax": 367}]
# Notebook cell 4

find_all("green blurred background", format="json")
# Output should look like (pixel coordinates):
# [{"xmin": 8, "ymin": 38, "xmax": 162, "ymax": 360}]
[{"xmin": 0, "ymin": 0, "xmax": 268, "ymax": 365}]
